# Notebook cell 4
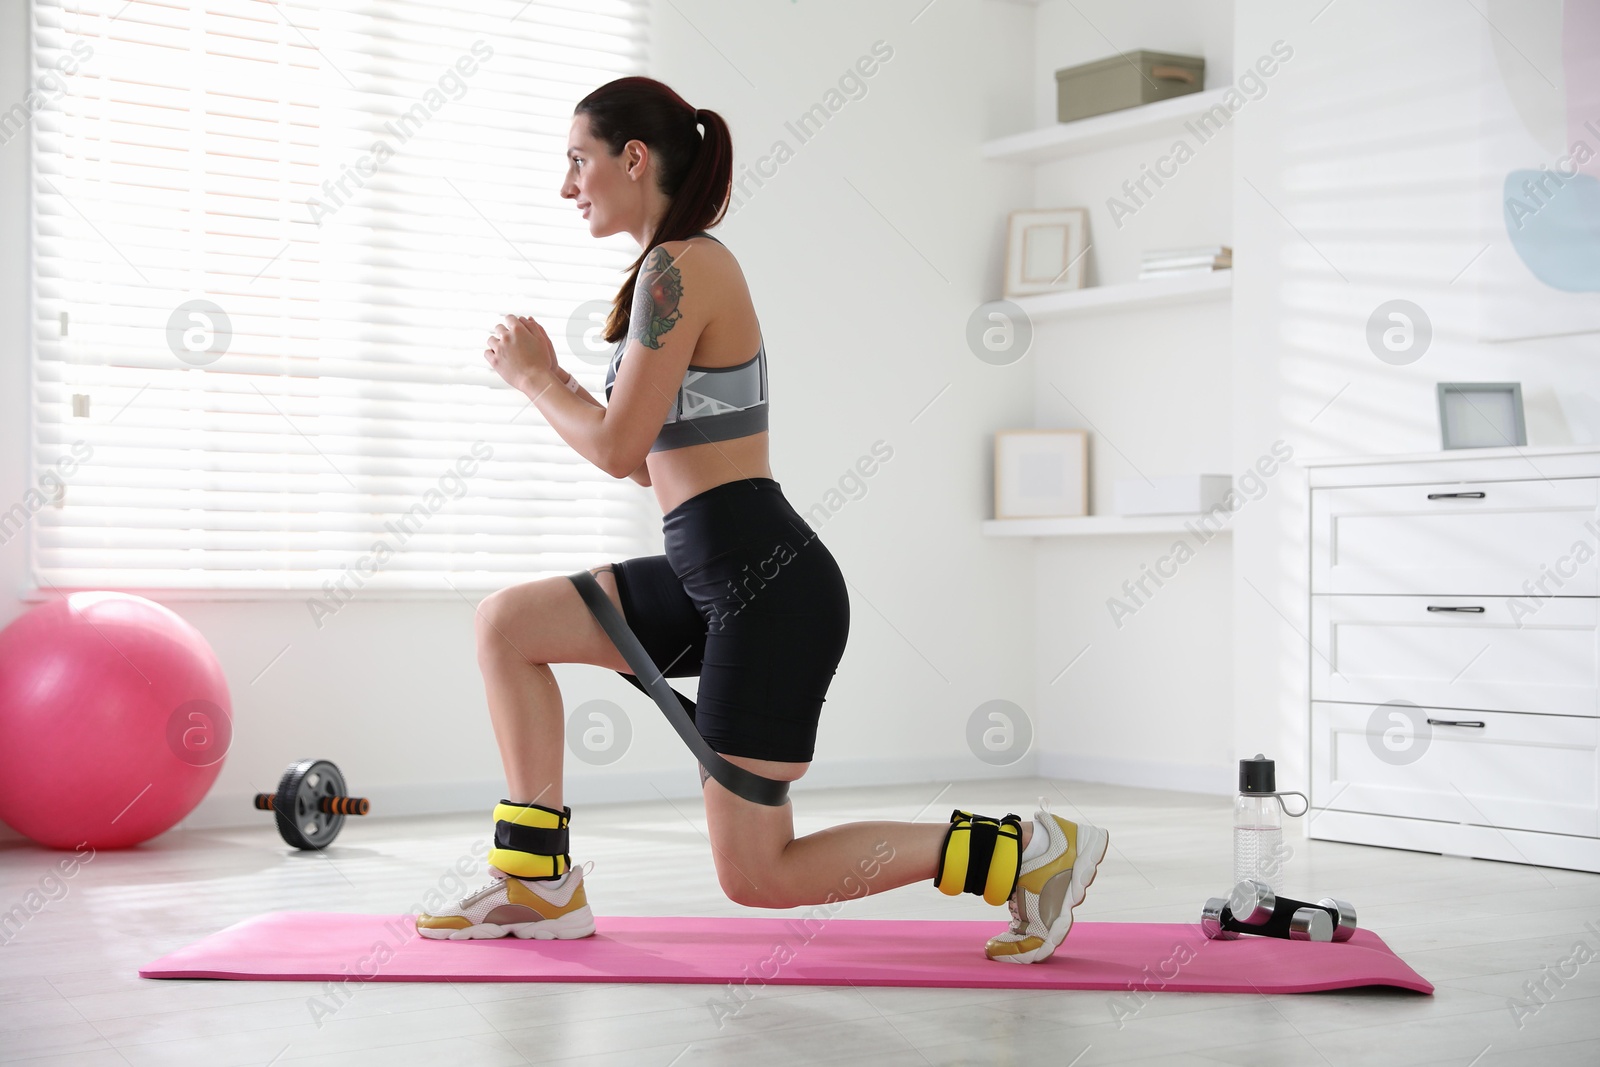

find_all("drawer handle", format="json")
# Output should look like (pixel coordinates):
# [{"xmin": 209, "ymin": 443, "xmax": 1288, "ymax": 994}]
[
  {"xmin": 1426, "ymin": 718, "xmax": 1486, "ymax": 728},
  {"xmin": 1426, "ymin": 491, "xmax": 1486, "ymax": 499},
  {"xmin": 1426, "ymin": 605, "xmax": 1485, "ymax": 612}
]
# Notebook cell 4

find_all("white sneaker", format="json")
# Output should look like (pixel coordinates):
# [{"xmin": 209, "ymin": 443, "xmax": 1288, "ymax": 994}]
[
  {"xmin": 415, "ymin": 860, "xmax": 596, "ymax": 940},
  {"xmin": 985, "ymin": 799, "xmax": 1108, "ymax": 964}
]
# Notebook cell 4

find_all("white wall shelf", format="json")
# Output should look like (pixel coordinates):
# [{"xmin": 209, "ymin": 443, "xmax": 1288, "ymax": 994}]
[
  {"xmin": 981, "ymin": 88, "xmax": 1232, "ymax": 163},
  {"xmin": 1010, "ymin": 269, "xmax": 1230, "ymax": 321},
  {"xmin": 982, "ymin": 515, "xmax": 1232, "ymax": 537}
]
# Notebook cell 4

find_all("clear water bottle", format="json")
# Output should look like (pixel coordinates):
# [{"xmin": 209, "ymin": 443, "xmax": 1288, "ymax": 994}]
[{"xmin": 1233, "ymin": 753, "xmax": 1294, "ymax": 892}]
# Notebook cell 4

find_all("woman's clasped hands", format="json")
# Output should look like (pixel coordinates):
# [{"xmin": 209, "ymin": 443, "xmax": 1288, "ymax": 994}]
[{"xmin": 484, "ymin": 314, "xmax": 560, "ymax": 394}]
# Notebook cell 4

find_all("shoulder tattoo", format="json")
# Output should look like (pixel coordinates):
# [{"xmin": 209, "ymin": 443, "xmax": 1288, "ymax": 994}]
[{"xmin": 632, "ymin": 245, "xmax": 684, "ymax": 350}]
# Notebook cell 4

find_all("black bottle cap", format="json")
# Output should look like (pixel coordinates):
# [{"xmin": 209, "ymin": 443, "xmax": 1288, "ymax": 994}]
[{"xmin": 1240, "ymin": 753, "xmax": 1276, "ymax": 794}]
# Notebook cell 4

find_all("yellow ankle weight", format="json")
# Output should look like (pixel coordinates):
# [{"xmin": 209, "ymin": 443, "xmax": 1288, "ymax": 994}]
[
  {"xmin": 487, "ymin": 799, "xmax": 571, "ymax": 881},
  {"xmin": 933, "ymin": 809, "xmax": 1021, "ymax": 906}
]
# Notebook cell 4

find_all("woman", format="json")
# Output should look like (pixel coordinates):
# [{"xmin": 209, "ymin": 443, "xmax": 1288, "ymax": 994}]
[{"xmin": 415, "ymin": 76, "xmax": 1109, "ymax": 964}]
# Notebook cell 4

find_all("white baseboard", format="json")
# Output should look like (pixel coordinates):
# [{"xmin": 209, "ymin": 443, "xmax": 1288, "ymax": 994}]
[
  {"xmin": 0, "ymin": 754, "xmax": 1037, "ymax": 844},
  {"xmin": 1, "ymin": 751, "xmax": 1237, "ymax": 845},
  {"xmin": 1036, "ymin": 751, "xmax": 1233, "ymax": 796}
]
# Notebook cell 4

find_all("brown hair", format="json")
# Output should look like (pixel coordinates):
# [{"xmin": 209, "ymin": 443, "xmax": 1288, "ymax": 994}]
[{"xmin": 574, "ymin": 76, "xmax": 732, "ymax": 343}]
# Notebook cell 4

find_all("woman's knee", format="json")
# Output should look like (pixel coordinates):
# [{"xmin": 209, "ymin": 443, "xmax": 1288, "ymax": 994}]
[
  {"xmin": 473, "ymin": 587, "xmax": 521, "ymax": 659},
  {"xmin": 706, "ymin": 789, "xmax": 803, "ymax": 909},
  {"xmin": 472, "ymin": 579, "xmax": 563, "ymax": 663},
  {"xmin": 717, "ymin": 861, "xmax": 798, "ymax": 910},
  {"xmin": 474, "ymin": 567, "xmax": 621, "ymax": 667}
]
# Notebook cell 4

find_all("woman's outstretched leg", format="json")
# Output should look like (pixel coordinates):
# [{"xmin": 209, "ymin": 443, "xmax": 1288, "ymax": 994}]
[
  {"xmin": 698, "ymin": 759, "xmax": 1030, "ymax": 906},
  {"xmin": 702, "ymin": 756, "xmax": 1108, "ymax": 964}
]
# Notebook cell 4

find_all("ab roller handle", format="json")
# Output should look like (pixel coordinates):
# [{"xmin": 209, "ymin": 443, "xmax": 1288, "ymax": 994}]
[
  {"xmin": 1201, "ymin": 879, "xmax": 1358, "ymax": 943},
  {"xmin": 253, "ymin": 793, "xmax": 370, "ymax": 816}
]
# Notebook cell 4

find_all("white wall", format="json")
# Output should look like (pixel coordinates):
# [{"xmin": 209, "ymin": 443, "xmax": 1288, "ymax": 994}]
[
  {"xmin": 1025, "ymin": 0, "xmax": 1240, "ymax": 794},
  {"xmin": 0, "ymin": 1, "xmax": 1046, "ymax": 842}
]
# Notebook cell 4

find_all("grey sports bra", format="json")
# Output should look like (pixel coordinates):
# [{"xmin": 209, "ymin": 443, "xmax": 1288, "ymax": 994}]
[{"xmin": 603, "ymin": 230, "xmax": 769, "ymax": 453}]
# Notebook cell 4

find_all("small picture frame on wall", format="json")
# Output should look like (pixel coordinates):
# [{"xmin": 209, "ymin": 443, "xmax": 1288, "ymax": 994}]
[
  {"xmin": 1003, "ymin": 208, "xmax": 1090, "ymax": 297},
  {"xmin": 1437, "ymin": 382, "xmax": 1527, "ymax": 449},
  {"xmin": 995, "ymin": 429, "xmax": 1088, "ymax": 519}
]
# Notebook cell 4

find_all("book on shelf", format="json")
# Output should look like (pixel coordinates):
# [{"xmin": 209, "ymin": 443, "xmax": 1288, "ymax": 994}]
[
  {"xmin": 1141, "ymin": 255, "xmax": 1230, "ymax": 269},
  {"xmin": 1138, "ymin": 265, "xmax": 1232, "ymax": 280},
  {"xmin": 1138, "ymin": 244, "xmax": 1231, "ymax": 280},
  {"xmin": 1140, "ymin": 244, "xmax": 1231, "ymax": 264}
]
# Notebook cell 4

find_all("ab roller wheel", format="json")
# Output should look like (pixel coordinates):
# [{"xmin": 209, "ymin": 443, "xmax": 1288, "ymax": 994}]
[{"xmin": 252, "ymin": 758, "xmax": 370, "ymax": 850}]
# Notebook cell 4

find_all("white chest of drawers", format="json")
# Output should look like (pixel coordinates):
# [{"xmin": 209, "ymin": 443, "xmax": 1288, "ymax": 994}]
[{"xmin": 1304, "ymin": 445, "xmax": 1600, "ymax": 873}]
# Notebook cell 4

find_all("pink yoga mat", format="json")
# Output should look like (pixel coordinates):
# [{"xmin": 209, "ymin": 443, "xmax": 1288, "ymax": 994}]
[{"xmin": 140, "ymin": 914, "xmax": 1433, "ymax": 995}]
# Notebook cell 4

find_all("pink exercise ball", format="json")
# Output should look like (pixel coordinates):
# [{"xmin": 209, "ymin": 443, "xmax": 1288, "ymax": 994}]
[{"xmin": 0, "ymin": 592, "xmax": 232, "ymax": 849}]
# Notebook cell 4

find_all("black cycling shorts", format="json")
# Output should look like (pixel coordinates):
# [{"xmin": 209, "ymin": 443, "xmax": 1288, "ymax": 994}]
[{"xmin": 608, "ymin": 477, "xmax": 850, "ymax": 764}]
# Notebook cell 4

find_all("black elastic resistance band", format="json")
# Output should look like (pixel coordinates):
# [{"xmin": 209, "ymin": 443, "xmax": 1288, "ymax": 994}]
[{"xmin": 566, "ymin": 569, "xmax": 790, "ymax": 807}]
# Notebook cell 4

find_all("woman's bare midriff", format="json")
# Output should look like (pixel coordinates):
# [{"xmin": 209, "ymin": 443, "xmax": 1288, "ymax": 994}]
[
  {"xmin": 645, "ymin": 235, "xmax": 773, "ymax": 515},
  {"xmin": 647, "ymin": 432, "xmax": 772, "ymax": 515}
]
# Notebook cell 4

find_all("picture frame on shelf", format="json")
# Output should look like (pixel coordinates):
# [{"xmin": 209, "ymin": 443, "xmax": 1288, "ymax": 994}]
[
  {"xmin": 1003, "ymin": 208, "xmax": 1090, "ymax": 297},
  {"xmin": 994, "ymin": 429, "xmax": 1088, "ymax": 519},
  {"xmin": 1437, "ymin": 382, "xmax": 1526, "ymax": 449}
]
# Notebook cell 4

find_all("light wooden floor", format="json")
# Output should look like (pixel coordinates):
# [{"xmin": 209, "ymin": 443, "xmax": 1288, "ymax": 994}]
[{"xmin": 2, "ymin": 776, "xmax": 1598, "ymax": 1066}]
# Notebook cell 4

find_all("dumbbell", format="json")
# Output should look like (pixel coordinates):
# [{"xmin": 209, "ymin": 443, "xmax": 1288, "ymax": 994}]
[
  {"xmin": 1199, "ymin": 895, "xmax": 1329, "ymax": 941},
  {"xmin": 252, "ymin": 758, "xmax": 369, "ymax": 850},
  {"xmin": 1209, "ymin": 879, "xmax": 1357, "ymax": 942},
  {"xmin": 1227, "ymin": 879, "xmax": 1355, "ymax": 942},
  {"xmin": 1200, "ymin": 896, "xmax": 1243, "ymax": 940}
]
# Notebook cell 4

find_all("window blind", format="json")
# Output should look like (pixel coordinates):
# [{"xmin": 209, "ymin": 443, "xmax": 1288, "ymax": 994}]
[{"xmin": 24, "ymin": 0, "xmax": 653, "ymax": 595}]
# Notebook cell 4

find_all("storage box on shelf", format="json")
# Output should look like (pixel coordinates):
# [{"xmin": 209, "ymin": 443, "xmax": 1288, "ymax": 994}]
[
  {"xmin": 1116, "ymin": 473, "xmax": 1233, "ymax": 517},
  {"xmin": 1304, "ymin": 445, "xmax": 1600, "ymax": 873},
  {"xmin": 1053, "ymin": 49, "xmax": 1206, "ymax": 123}
]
